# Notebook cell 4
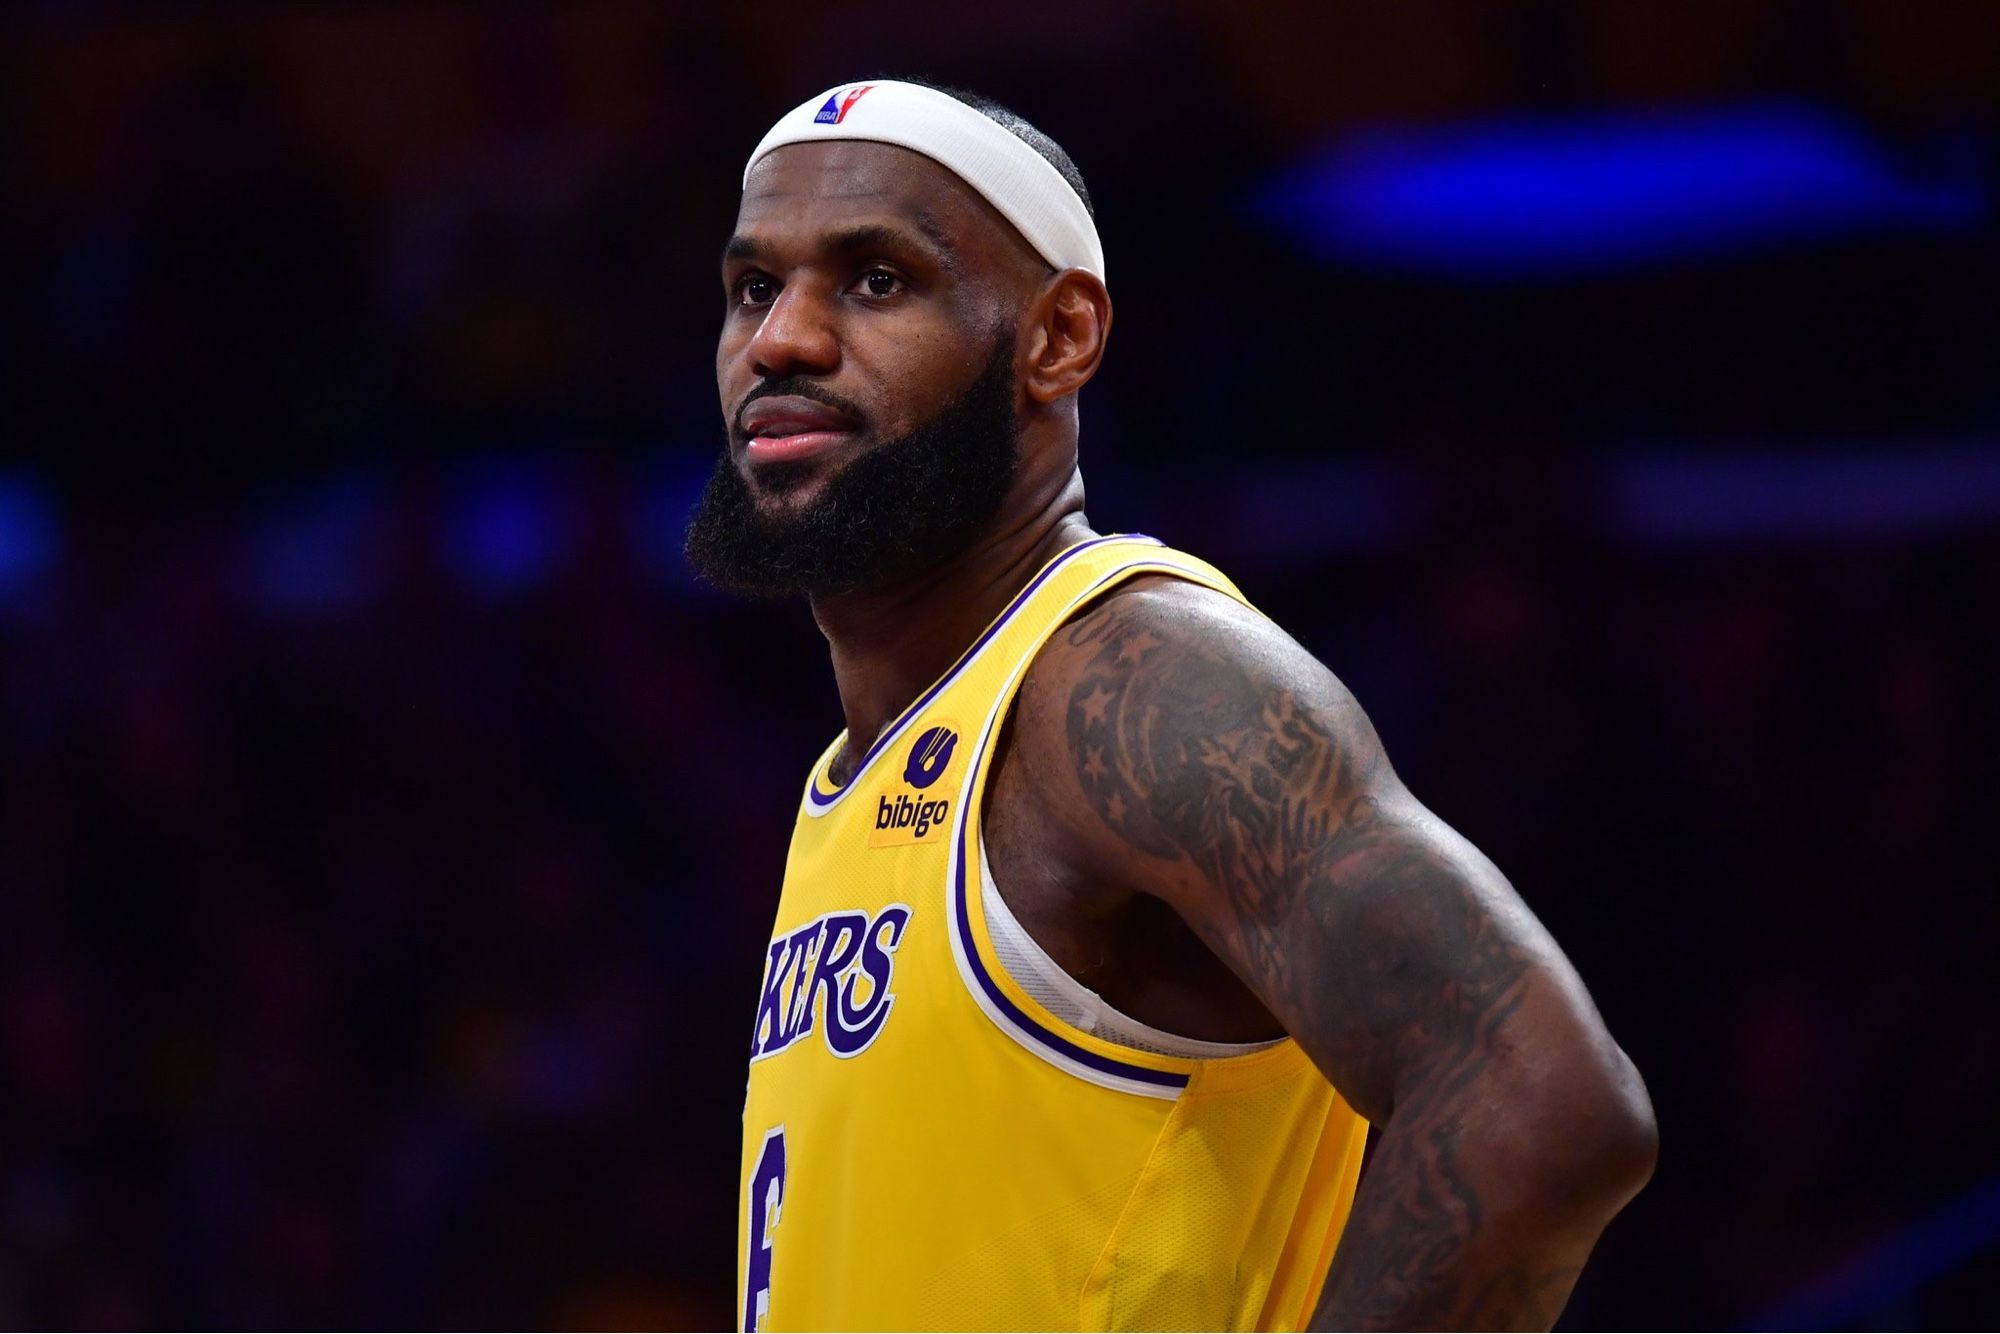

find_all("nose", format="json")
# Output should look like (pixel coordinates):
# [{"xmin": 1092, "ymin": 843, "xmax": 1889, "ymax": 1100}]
[{"xmin": 744, "ymin": 282, "xmax": 840, "ymax": 379}]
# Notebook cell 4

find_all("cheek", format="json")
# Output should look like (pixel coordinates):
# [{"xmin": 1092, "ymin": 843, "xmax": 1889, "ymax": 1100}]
[
  {"xmin": 717, "ymin": 333, "xmax": 768, "ymax": 433},
  {"xmin": 846, "ymin": 320, "xmax": 978, "ymax": 433},
  {"xmin": 716, "ymin": 324, "xmax": 750, "ymax": 392}
]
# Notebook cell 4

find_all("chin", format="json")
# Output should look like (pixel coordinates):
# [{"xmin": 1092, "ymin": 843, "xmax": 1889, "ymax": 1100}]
[
  {"xmin": 746, "ymin": 464, "xmax": 835, "ymax": 515},
  {"xmin": 744, "ymin": 447, "xmax": 856, "ymax": 508}
]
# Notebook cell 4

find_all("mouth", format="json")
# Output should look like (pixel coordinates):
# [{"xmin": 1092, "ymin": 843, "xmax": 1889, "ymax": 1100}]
[
  {"xmin": 745, "ymin": 429, "xmax": 858, "ymax": 466},
  {"xmin": 739, "ymin": 395, "xmax": 862, "ymax": 468}
]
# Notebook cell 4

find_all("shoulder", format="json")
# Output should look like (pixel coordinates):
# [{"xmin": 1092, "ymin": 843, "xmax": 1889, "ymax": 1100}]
[
  {"xmin": 1019, "ymin": 574, "xmax": 1383, "ymax": 779},
  {"xmin": 1031, "ymin": 573, "xmax": 1334, "ymax": 711},
  {"xmin": 1004, "ymin": 573, "xmax": 1396, "ymax": 895}
]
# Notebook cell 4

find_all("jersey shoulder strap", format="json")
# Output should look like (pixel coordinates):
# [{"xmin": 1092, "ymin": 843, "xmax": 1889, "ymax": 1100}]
[{"xmin": 961, "ymin": 532, "xmax": 1253, "ymax": 694}]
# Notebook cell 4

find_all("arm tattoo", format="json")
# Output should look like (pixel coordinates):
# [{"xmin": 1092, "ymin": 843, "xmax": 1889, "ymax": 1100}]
[{"xmin": 1062, "ymin": 598, "xmax": 1563, "ymax": 1328}]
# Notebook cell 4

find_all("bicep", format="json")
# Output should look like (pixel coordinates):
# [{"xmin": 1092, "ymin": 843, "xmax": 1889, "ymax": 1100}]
[{"xmin": 1212, "ymin": 790, "xmax": 1563, "ymax": 1125}]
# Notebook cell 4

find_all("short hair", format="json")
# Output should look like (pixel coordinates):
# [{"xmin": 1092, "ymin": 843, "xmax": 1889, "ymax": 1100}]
[{"xmin": 893, "ymin": 77, "xmax": 1096, "ymax": 222}]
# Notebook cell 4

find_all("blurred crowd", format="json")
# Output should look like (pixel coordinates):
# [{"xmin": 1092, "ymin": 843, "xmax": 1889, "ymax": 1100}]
[
  {"xmin": 4, "ymin": 466, "xmax": 1994, "ymax": 1326},
  {"xmin": 5, "ymin": 4, "xmax": 1997, "ymax": 1328}
]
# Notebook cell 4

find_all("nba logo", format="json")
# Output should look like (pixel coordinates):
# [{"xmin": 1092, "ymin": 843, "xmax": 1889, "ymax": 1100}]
[{"xmin": 813, "ymin": 86, "xmax": 874, "ymax": 124}]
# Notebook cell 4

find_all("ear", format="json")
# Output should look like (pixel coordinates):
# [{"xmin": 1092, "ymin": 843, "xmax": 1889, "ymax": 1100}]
[{"xmin": 1022, "ymin": 270, "xmax": 1113, "ymax": 406}]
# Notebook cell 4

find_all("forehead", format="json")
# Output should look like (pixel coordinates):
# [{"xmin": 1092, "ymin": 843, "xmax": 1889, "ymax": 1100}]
[{"xmin": 734, "ymin": 140, "xmax": 1038, "ymax": 270}]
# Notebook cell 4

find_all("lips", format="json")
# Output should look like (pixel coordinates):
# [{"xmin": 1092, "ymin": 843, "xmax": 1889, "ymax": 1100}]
[{"xmin": 740, "ymin": 395, "xmax": 860, "ymax": 466}]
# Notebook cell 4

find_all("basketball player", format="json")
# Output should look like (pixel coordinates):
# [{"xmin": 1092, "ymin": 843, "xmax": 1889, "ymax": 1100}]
[{"xmin": 689, "ymin": 80, "xmax": 1658, "ymax": 1332}]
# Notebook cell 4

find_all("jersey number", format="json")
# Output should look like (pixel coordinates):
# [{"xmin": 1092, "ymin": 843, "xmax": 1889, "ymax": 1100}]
[{"xmin": 743, "ymin": 1126, "xmax": 787, "ymax": 1332}]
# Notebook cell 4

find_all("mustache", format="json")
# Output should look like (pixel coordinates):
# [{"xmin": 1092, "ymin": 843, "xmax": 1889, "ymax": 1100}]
[{"xmin": 732, "ymin": 378, "xmax": 870, "ymax": 438}]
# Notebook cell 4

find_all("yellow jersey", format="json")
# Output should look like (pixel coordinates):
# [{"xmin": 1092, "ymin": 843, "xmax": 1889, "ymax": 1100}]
[{"xmin": 738, "ymin": 535, "xmax": 1368, "ymax": 1331}]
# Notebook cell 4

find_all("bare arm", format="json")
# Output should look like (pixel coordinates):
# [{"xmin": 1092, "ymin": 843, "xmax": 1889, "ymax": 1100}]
[{"xmin": 1016, "ymin": 581, "xmax": 1658, "ymax": 1330}]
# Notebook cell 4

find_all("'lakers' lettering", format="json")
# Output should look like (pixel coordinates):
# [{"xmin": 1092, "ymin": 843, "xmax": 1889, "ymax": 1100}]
[{"xmin": 750, "ymin": 904, "xmax": 912, "ymax": 1061}]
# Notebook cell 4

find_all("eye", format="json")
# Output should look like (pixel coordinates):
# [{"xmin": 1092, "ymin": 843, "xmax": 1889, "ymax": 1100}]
[
  {"xmin": 735, "ymin": 273, "xmax": 778, "ymax": 306},
  {"xmin": 851, "ymin": 268, "xmax": 905, "ymax": 299}
]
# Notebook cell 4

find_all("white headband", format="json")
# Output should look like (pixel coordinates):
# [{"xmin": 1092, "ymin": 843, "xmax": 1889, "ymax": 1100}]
[{"xmin": 743, "ymin": 81, "xmax": 1105, "ymax": 283}]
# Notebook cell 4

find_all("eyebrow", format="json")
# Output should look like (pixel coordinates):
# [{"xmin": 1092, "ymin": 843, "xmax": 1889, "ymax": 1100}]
[{"xmin": 722, "ymin": 213, "xmax": 958, "ymax": 270}]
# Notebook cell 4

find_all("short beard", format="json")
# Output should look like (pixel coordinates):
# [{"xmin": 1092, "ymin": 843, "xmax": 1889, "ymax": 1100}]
[{"xmin": 684, "ymin": 333, "xmax": 1021, "ymax": 598}]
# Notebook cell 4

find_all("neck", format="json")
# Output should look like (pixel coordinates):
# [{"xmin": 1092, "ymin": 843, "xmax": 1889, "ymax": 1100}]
[{"xmin": 811, "ymin": 466, "xmax": 1094, "ymax": 777}]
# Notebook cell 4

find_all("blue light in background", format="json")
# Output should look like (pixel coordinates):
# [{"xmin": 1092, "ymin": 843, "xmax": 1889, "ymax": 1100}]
[
  {"xmin": 0, "ymin": 472, "xmax": 60, "ymax": 611},
  {"xmin": 1221, "ymin": 456, "xmax": 1415, "ymax": 565},
  {"xmin": 629, "ymin": 448, "xmax": 722, "ymax": 594},
  {"xmin": 439, "ymin": 453, "xmax": 571, "ymax": 598},
  {"xmin": 1751, "ymin": 1171, "xmax": 2000, "ymax": 1329},
  {"xmin": 239, "ymin": 471, "xmax": 392, "ymax": 616},
  {"xmin": 1251, "ymin": 102, "xmax": 1989, "ymax": 278},
  {"xmin": 1604, "ymin": 442, "xmax": 2000, "ymax": 544}
]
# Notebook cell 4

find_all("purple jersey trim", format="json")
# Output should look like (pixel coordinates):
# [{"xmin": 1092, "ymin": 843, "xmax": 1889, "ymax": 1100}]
[
  {"xmin": 949, "ymin": 556, "xmax": 1195, "ymax": 1093},
  {"xmin": 954, "ymin": 729, "xmax": 1189, "ymax": 1091},
  {"xmin": 804, "ymin": 534, "xmax": 1156, "ymax": 812}
]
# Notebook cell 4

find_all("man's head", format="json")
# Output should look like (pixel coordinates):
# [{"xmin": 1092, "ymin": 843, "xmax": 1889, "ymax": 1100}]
[{"xmin": 685, "ymin": 80, "xmax": 1111, "ymax": 598}]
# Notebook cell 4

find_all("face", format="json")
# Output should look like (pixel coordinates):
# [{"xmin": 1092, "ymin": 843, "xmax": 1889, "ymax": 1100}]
[{"xmin": 685, "ymin": 140, "xmax": 1051, "ymax": 597}]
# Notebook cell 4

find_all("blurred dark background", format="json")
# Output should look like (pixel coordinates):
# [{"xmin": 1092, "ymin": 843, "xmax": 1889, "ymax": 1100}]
[{"xmin": 4, "ymin": 2, "xmax": 1998, "ymax": 1328}]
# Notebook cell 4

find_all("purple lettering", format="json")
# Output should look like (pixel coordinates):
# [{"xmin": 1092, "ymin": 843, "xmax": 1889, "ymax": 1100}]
[
  {"xmin": 828, "ymin": 905, "xmax": 912, "ymax": 1057},
  {"xmin": 750, "ymin": 904, "xmax": 914, "ymax": 1062},
  {"xmin": 800, "ymin": 912, "xmax": 866, "ymax": 1042},
  {"xmin": 749, "ymin": 936, "xmax": 790, "ymax": 1057},
  {"xmin": 743, "ymin": 1126, "xmax": 786, "ymax": 1331},
  {"xmin": 778, "ymin": 919, "xmax": 824, "ymax": 1043}
]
